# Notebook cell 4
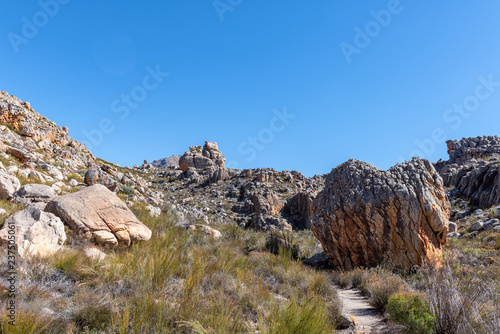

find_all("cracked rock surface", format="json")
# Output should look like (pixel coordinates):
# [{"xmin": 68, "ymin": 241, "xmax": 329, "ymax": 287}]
[
  {"xmin": 312, "ymin": 158, "xmax": 449, "ymax": 271},
  {"xmin": 45, "ymin": 184, "xmax": 152, "ymax": 246}
]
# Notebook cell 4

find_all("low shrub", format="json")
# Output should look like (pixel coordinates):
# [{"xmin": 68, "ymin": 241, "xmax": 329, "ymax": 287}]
[
  {"xmin": 365, "ymin": 274, "xmax": 405, "ymax": 312},
  {"xmin": 119, "ymin": 184, "xmax": 136, "ymax": 198},
  {"xmin": 387, "ymin": 292, "xmax": 435, "ymax": 334}
]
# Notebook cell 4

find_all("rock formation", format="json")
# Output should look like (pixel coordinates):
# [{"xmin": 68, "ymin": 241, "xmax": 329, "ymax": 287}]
[
  {"xmin": 0, "ymin": 91, "xmax": 95, "ymax": 167},
  {"xmin": 446, "ymin": 136, "xmax": 500, "ymax": 164},
  {"xmin": 0, "ymin": 206, "xmax": 66, "ymax": 258},
  {"xmin": 283, "ymin": 192, "xmax": 317, "ymax": 229},
  {"xmin": 312, "ymin": 158, "xmax": 450, "ymax": 271},
  {"xmin": 45, "ymin": 185, "xmax": 152, "ymax": 246},
  {"xmin": 435, "ymin": 136, "xmax": 500, "ymax": 208},
  {"xmin": 179, "ymin": 142, "xmax": 225, "ymax": 172},
  {"xmin": 0, "ymin": 173, "xmax": 21, "ymax": 200},
  {"xmin": 84, "ymin": 168, "xmax": 119, "ymax": 191},
  {"xmin": 13, "ymin": 184, "xmax": 57, "ymax": 207}
]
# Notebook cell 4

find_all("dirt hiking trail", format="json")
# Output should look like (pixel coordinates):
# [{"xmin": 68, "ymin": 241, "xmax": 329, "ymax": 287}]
[{"xmin": 337, "ymin": 288, "xmax": 390, "ymax": 333}]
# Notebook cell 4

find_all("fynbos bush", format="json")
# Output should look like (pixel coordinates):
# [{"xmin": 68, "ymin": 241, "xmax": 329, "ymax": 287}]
[{"xmin": 387, "ymin": 292, "xmax": 435, "ymax": 334}]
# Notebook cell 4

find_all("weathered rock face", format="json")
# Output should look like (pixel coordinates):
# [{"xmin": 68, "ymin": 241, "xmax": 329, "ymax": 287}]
[
  {"xmin": 435, "ymin": 136, "xmax": 500, "ymax": 208},
  {"xmin": 45, "ymin": 184, "xmax": 152, "ymax": 246},
  {"xmin": 0, "ymin": 206, "xmax": 66, "ymax": 258},
  {"xmin": 312, "ymin": 158, "xmax": 450, "ymax": 271},
  {"xmin": 0, "ymin": 173, "xmax": 21, "ymax": 200},
  {"xmin": 450, "ymin": 163, "xmax": 499, "ymax": 208},
  {"xmin": 13, "ymin": 184, "xmax": 57, "ymax": 206},
  {"xmin": 250, "ymin": 189, "xmax": 284, "ymax": 216},
  {"xmin": 446, "ymin": 136, "xmax": 500, "ymax": 164},
  {"xmin": 84, "ymin": 169, "xmax": 118, "ymax": 191},
  {"xmin": 283, "ymin": 192, "xmax": 316, "ymax": 229},
  {"xmin": 179, "ymin": 141, "xmax": 225, "ymax": 172},
  {"xmin": 207, "ymin": 166, "xmax": 227, "ymax": 184},
  {"xmin": 0, "ymin": 91, "xmax": 95, "ymax": 167}
]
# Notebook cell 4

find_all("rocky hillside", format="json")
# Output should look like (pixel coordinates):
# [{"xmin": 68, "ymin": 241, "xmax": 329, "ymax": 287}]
[
  {"xmin": 0, "ymin": 91, "xmax": 499, "ymax": 333},
  {"xmin": 135, "ymin": 141, "xmax": 325, "ymax": 231}
]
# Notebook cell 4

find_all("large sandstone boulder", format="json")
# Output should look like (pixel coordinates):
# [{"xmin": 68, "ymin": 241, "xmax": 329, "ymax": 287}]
[
  {"xmin": 0, "ymin": 206, "xmax": 66, "ymax": 258},
  {"xmin": 0, "ymin": 173, "xmax": 21, "ymax": 200},
  {"xmin": 312, "ymin": 158, "xmax": 449, "ymax": 271},
  {"xmin": 45, "ymin": 184, "xmax": 152, "ymax": 246},
  {"xmin": 179, "ymin": 141, "xmax": 225, "ymax": 172}
]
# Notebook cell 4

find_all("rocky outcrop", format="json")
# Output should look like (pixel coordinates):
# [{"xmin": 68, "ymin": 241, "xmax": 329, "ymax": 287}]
[
  {"xmin": 0, "ymin": 91, "xmax": 95, "ymax": 167},
  {"xmin": 45, "ymin": 185, "xmax": 152, "ymax": 246},
  {"xmin": 207, "ymin": 166, "xmax": 227, "ymax": 184},
  {"xmin": 450, "ymin": 163, "xmax": 499, "ymax": 208},
  {"xmin": 435, "ymin": 136, "xmax": 500, "ymax": 208},
  {"xmin": 312, "ymin": 158, "xmax": 450, "ymax": 271},
  {"xmin": 446, "ymin": 136, "xmax": 500, "ymax": 164},
  {"xmin": 179, "ymin": 142, "xmax": 225, "ymax": 172},
  {"xmin": 0, "ymin": 206, "xmax": 66, "ymax": 258}
]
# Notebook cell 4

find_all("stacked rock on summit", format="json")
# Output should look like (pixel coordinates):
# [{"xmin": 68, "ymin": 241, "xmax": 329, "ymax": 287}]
[
  {"xmin": 179, "ymin": 141, "xmax": 226, "ymax": 172},
  {"xmin": 312, "ymin": 158, "xmax": 450, "ymax": 271}
]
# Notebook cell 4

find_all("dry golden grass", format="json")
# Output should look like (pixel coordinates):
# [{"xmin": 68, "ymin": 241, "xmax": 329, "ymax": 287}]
[{"xmin": 0, "ymin": 203, "xmax": 341, "ymax": 333}]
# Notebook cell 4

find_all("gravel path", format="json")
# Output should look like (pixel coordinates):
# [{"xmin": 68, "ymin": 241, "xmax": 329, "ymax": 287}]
[{"xmin": 337, "ymin": 288, "xmax": 388, "ymax": 333}]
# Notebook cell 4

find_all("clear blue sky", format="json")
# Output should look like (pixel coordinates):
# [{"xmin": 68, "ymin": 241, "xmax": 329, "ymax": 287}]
[{"xmin": 2, "ymin": 1, "xmax": 500, "ymax": 176}]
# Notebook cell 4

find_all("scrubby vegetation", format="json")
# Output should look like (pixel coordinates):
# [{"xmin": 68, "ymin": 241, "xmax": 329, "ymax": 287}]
[
  {"xmin": 387, "ymin": 292, "xmax": 435, "ymax": 334},
  {"xmin": 0, "ymin": 204, "xmax": 341, "ymax": 333},
  {"xmin": 333, "ymin": 225, "xmax": 500, "ymax": 334}
]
